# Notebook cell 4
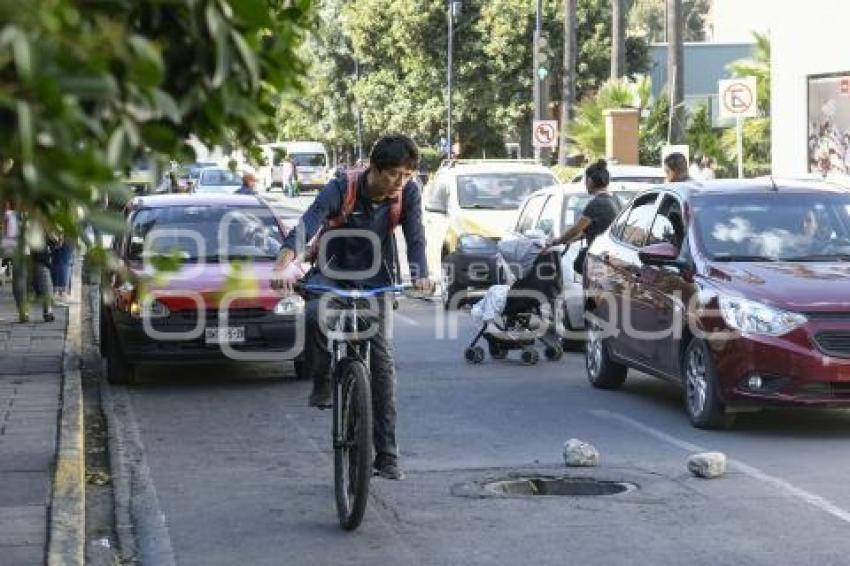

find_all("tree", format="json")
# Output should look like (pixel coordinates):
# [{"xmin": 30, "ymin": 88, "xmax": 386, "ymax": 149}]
[
  {"xmin": 558, "ymin": 0, "xmax": 577, "ymax": 165},
  {"xmin": 628, "ymin": 0, "xmax": 712, "ymax": 42},
  {"xmin": 666, "ymin": 0, "xmax": 685, "ymax": 143},
  {"xmin": 0, "ymin": 0, "xmax": 312, "ymax": 248}
]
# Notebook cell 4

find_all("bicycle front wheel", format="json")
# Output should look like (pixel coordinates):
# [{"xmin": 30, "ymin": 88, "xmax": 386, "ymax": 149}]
[{"xmin": 334, "ymin": 359, "xmax": 373, "ymax": 530}]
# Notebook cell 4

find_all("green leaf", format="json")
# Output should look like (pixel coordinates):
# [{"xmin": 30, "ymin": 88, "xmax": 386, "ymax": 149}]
[
  {"xmin": 141, "ymin": 123, "xmax": 178, "ymax": 153},
  {"xmin": 128, "ymin": 35, "xmax": 164, "ymax": 87},
  {"xmin": 107, "ymin": 127, "xmax": 125, "ymax": 168},
  {"xmin": 231, "ymin": 30, "xmax": 259, "ymax": 91},
  {"xmin": 229, "ymin": 0, "xmax": 267, "ymax": 29},
  {"xmin": 153, "ymin": 89, "xmax": 182, "ymax": 123}
]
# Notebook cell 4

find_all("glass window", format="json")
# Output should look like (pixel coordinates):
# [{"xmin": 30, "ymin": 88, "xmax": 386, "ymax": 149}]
[
  {"xmin": 426, "ymin": 179, "xmax": 449, "ymax": 211},
  {"xmin": 693, "ymin": 192, "xmax": 850, "ymax": 261},
  {"xmin": 620, "ymin": 193, "xmax": 659, "ymax": 247},
  {"xmin": 457, "ymin": 173, "xmax": 557, "ymax": 209},
  {"xmin": 127, "ymin": 206, "xmax": 284, "ymax": 262},
  {"xmin": 290, "ymin": 153, "xmax": 327, "ymax": 167},
  {"xmin": 515, "ymin": 194, "xmax": 547, "ymax": 234},
  {"xmin": 648, "ymin": 196, "xmax": 685, "ymax": 248},
  {"xmin": 536, "ymin": 195, "xmax": 562, "ymax": 236},
  {"xmin": 200, "ymin": 169, "xmax": 241, "ymax": 186}
]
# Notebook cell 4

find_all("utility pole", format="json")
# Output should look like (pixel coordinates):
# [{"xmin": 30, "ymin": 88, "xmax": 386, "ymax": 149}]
[
  {"xmin": 667, "ymin": 0, "xmax": 685, "ymax": 144},
  {"xmin": 611, "ymin": 0, "xmax": 626, "ymax": 80},
  {"xmin": 533, "ymin": 0, "xmax": 551, "ymax": 163},
  {"xmin": 558, "ymin": 0, "xmax": 576, "ymax": 166},
  {"xmin": 447, "ymin": 1, "xmax": 461, "ymax": 159}
]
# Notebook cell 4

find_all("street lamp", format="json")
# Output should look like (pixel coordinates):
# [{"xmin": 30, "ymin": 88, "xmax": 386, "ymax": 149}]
[{"xmin": 447, "ymin": 0, "xmax": 461, "ymax": 159}]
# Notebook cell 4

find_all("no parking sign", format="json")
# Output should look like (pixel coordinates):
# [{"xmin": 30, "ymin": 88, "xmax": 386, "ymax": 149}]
[{"xmin": 532, "ymin": 120, "xmax": 558, "ymax": 148}]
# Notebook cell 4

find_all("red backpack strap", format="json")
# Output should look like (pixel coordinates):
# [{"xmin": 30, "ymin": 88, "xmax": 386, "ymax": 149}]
[{"xmin": 328, "ymin": 170, "xmax": 361, "ymax": 228}]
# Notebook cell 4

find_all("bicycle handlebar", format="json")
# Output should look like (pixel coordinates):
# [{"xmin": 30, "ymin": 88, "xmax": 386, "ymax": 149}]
[{"xmin": 293, "ymin": 282, "xmax": 413, "ymax": 299}]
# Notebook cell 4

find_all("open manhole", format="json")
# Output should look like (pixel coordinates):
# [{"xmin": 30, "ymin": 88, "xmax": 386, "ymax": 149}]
[{"xmin": 484, "ymin": 476, "xmax": 636, "ymax": 497}]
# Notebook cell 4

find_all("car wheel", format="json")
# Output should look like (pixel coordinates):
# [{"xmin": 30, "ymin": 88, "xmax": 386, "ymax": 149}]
[
  {"xmin": 585, "ymin": 320, "xmax": 627, "ymax": 389},
  {"xmin": 683, "ymin": 338, "xmax": 734, "ymax": 430},
  {"xmin": 105, "ymin": 325, "xmax": 136, "ymax": 385}
]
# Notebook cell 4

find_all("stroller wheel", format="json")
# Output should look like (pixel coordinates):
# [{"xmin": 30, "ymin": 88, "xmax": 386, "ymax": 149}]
[
  {"xmin": 488, "ymin": 342, "xmax": 507, "ymax": 360},
  {"xmin": 521, "ymin": 348, "xmax": 539, "ymax": 365},
  {"xmin": 465, "ymin": 346, "xmax": 485, "ymax": 364},
  {"xmin": 544, "ymin": 343, "xmax": 564, "ymax": 361}
]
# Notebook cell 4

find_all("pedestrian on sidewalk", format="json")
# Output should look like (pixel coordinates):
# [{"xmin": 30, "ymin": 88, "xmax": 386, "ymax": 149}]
[
  {"xmin": 50, "ymin": 232, "xmax": 74, "ymax": 304},
  {"xmin": 10, "ymin": 217, "xmax": 55, "ymax": 323}
]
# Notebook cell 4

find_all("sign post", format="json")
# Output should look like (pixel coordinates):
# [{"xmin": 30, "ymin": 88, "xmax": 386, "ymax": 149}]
[{"xmin": 719, "ymin": 77, "xmax": 758, "ymax": 178}]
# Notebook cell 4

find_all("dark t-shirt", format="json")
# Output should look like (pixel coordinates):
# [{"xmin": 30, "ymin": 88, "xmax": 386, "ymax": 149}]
[{"xmin": 581, "ymin": 192, "xmax": 621, "ymax": 245}]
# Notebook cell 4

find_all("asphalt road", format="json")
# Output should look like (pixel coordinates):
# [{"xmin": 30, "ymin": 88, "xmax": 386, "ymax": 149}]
[{"xmin": 108, "ymin": 299, "xmax": 850, "ymax": 566}]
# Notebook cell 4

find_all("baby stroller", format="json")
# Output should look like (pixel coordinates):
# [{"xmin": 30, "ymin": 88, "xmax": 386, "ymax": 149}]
[{"xmin": 464, "ymin": 239, "xmax": 564, "ymax": 365}]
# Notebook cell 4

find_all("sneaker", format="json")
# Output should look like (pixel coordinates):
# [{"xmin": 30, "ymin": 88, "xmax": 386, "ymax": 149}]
[
  {"xmin": 374, "ymin": 463, "xmax": 405, "ymax": 481},
  {"xmin": 307, "ymin": 384, "xmax": 332, "ymax": 409}
]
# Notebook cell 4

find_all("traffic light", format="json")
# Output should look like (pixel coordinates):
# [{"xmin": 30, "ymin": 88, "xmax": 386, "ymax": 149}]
[{"xmin": 535, "ymin": 31, "xmax": 550, "ymax": 81}]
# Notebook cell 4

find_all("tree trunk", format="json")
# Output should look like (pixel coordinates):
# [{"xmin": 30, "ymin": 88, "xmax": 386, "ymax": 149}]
[
  {"xmin": 611, "ymin": 0, "xmax": 626, "ymax": 80},
  {"xmin": 667, "ymin": 0, "xmax": 685, "ymax": 144},
  {"xmin": 558, "ymin": 0, "xmax": 577, "ymax": 166}
]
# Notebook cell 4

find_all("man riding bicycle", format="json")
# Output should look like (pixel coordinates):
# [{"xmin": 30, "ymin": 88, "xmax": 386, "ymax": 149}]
[{"xmin": 272, "ymin": 134, "xmax": 433, "ymax": 481}]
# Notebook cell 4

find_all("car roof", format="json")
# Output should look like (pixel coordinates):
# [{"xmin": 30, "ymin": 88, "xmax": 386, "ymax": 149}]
[
  {"xmin": 130, "ymin": 194, "xmax": 267, "ymax": 209},
  {"xmin": 661, "ymin": 177, "xmax": 850, "ymax": 199},
  {"xmin": 438, "ymin": 160, "xmax": 557, "ymax": 176}
]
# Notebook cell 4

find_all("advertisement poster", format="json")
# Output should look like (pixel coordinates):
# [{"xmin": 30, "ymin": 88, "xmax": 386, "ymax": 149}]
[{"xmin": 808, "ymin": 73, "xmax": 850, "ymax": 175}]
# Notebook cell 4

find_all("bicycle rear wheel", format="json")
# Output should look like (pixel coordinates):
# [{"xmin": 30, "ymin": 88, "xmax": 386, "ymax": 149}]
[{"xmin": 334, "ymin": 359, "xmax": 373, "ymax": 530}]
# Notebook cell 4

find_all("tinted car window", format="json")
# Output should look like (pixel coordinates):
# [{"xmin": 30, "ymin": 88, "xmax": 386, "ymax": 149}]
[
  {"xmin": 127, "ymin": 205, "xmax": 284, "ymax": 262},
  {"xmin": 457, "ymin": 173, "xmax": 556, "ymax": 209},
  {"xmin": 291, "ymin": 153, "xmax": 326, "ymax": 167},
  {"xmin": 201, "ymin": 169, "xmax": 241, "ymax": 186},
  {"xmin": 648, "ymin": 195, "xmax": 685, "ymax": 248},
  {"xmin": 620, "ymin": 193, "xmax": 658, "ymax": 247},
  {"xmin": 536, "ymin": 195, "xmax": 562, "ymax": 236},
  {"xmin": 515, "ymin": 194, "xmax": 547, "ymax": 234},
  {"xmin": 693, "ymin": 192, "xmax": 850, "ymax": 261}
]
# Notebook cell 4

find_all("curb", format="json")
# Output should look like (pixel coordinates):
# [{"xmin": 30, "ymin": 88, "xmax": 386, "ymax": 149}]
[{"xmin": 47, "ymin": 262, "xmax": 85, "ymax": 566}]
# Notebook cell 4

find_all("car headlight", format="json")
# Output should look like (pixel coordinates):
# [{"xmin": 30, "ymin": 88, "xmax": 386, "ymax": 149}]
[
  {"xmin": 458, "ymin": 234, "xmax": 496, "ymax": 250},
  {"xmin": 718, "ymin": 295, "xmax": 807, "ymax": 336},
  {"xmin": 274, "ymin": 296, "xmax": 305, "ymax": 315},
  {"xmin": 131, "ymin": 298, "xmax": 170, "ymax": 319}
]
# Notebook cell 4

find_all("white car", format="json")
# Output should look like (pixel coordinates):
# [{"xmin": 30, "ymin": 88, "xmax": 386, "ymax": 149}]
[
  {"xmin": 193, "ymin": 168, "xmax": 243, "ymax": 194},
  {"xmin": 566, "ymin": 164, "xmax": 665, "ymax": 186},
  {"xmin": 422, "ymin": 159, "xmax": 559, "ymax": 308},
  {"xmin": 502, "ymin": 177, "xmax": 656, "ymax": 338}
]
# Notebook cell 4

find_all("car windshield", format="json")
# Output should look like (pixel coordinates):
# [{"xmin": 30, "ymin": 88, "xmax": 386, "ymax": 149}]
[
  {"xmin": 291, "ymin": 153, "xmax": 326, "ymax": 167},
  {"xmin": 693, "ymin": 192, "xmax": 850, "ymax": 261},
  {"xmin": 457, "ymin": 173, "xmax": 556, "ymax": 209},
  {"xmin": 127, "ymin": 205, "xmax": 284, "ymax": 262},
  {"xmin": 200, "ymin": 169, "xmax": 241, "ymax": 187}
]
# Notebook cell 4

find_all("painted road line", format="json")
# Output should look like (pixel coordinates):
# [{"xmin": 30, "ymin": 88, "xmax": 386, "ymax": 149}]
[{"xmin": 590, "ymin": 409, "xmax": 850, "ymax": 525}]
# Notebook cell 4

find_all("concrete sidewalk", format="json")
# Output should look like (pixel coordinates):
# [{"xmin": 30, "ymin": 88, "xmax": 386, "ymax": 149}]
[{"xmin": 0, "ymin": 267, "xmax": 83, "ymax": 565}]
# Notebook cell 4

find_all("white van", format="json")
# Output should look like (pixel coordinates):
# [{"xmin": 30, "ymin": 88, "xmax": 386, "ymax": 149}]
[{"xmin": 259, "ymin": 141, "xmax": 331, "ymax": 192}]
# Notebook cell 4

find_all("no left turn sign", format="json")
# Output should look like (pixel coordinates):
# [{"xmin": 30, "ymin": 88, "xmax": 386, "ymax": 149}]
[
  {"xmin": 533, "ymin": 120, "xmax": 558, "ymax": 148},
  {"xmin": 718, "ymin": 77, "xmax": 758, "ymax": 119}
]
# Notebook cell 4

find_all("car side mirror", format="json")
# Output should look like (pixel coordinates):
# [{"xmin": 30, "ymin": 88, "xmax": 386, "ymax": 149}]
[
  {"xmin": 638, "ymin": 242, "xmax": 688, "ymax": 269},
  {"xmin": 424, "ymin": 201, "xmax": 447, "ymax": 214}
]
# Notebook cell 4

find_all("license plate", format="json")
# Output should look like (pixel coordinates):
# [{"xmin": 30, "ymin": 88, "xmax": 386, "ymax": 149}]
[{"xmin": 204, "ymin": 327, "xmax": 245, "ymax": 344}]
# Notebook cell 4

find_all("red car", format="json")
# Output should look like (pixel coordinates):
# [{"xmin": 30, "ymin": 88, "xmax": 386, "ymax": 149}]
[
  {"xmin": 583, "ymin": 179, "xmax": 850, "ymax": 428},
  {"xmin": 100, "ymin": 194, "xmax": 306, "ymax": 384}
]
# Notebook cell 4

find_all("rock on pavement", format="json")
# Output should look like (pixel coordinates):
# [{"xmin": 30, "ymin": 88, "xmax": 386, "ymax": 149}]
[
  {"xmin": 563, "ymin": 439, "xmax": 599, "ymax": 467},
  {"xmin": 688, "ymin": 452, "xmax": 726, "ymax": 479}
]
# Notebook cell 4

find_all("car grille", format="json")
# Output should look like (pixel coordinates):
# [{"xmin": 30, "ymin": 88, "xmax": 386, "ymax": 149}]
[
  {"xmin": 813, "ymin": 331, "xmax": 850, "ymax": 359},
  {"xmin": 172, "ymin": 307, "xmax": 268, "ymax": 323}
]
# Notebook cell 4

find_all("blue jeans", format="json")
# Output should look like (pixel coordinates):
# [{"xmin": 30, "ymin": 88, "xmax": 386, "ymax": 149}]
[{"xmin": 51, "ymin": 242, "xmax": 74, "ymax": 292}]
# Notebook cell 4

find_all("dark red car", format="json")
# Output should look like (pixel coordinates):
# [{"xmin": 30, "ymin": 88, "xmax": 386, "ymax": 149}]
[
  {"xmin": 583, "ymin": 179, "xmax": 850, "ymax": 428},
  {"xmin": 100, "ymin": 194, "xmax": 306, "ymax": 384}
]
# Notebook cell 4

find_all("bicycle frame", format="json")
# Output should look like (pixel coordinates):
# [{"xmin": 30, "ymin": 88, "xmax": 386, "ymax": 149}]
[{"xmin": 329, "ymin": 302, "xmax": 372, "ymax": 450}]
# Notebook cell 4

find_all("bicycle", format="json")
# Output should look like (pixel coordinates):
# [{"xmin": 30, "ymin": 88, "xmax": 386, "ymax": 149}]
[{"xmin": 295, "ymin": 282, "xmax": 407, "ymax": 531}]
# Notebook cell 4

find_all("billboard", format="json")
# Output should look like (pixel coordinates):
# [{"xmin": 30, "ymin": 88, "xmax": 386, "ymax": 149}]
[{"xmin": 808, "ymin": 73, "xmax": 850, "ymax": 175}]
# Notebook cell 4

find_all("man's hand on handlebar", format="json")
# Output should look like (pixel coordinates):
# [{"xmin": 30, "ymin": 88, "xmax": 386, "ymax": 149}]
[{"xmin": 271, "ymin": 248, "xmax": 304, "ymax": 295}]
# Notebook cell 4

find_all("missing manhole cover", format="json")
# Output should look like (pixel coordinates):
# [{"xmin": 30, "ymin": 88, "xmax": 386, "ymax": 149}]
[{"xmin": 484, "ymin": 477, "xmax": 636, "ymax": 497}]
